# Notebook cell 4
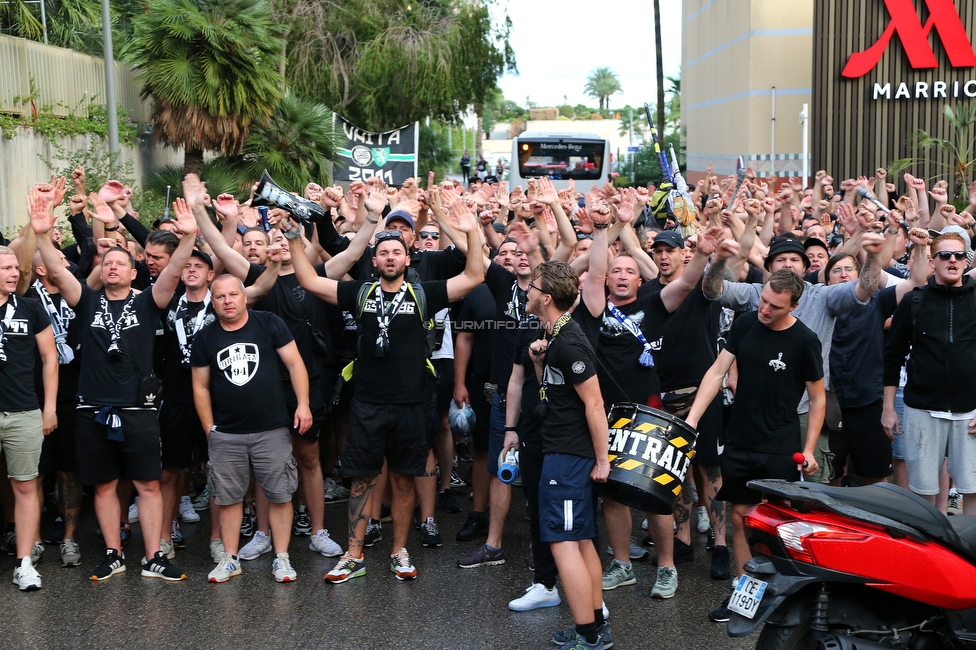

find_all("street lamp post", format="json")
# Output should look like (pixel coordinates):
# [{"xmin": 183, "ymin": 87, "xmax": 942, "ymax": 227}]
[{"xmin": 101, "ymin": 0, "xmax": 119, "ymax": 165}]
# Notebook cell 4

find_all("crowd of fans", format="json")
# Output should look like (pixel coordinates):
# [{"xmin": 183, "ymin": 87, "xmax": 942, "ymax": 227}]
[{"xmin": 0, "ymin": 161, "xmax": 973, "ymax": 650}]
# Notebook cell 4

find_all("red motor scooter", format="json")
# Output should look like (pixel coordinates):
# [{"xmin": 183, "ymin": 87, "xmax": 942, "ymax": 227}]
[{"xmin": 727, "ymin": 479, "xmax": 976, "ymax": 649}]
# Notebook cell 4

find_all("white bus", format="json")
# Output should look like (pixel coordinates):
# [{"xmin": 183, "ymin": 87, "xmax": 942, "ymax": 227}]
[{"xmin": 509, "ymin": 131, "xmax": 610, "ymax": 193}]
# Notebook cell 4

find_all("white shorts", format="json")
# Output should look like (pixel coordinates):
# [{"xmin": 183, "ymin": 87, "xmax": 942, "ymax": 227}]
[{"xmin": 902, "ymin": 405, "xmax": 976, "ymax": 495}]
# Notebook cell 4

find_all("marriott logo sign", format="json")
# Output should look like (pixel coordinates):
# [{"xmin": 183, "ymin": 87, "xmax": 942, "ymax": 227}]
[{"xmin": 842, "ymin": 0, "xmax": 976, "ymax": 99}]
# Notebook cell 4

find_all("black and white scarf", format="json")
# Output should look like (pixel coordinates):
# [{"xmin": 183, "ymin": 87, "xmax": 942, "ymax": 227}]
[
  {"xmin": 374, "ymin": 283, "xmax": 409, "ymax": 357},
  {"xmin": 99, "ymin": 292, "xmax": 136, "ymax": 358},
  {"xmin": 174, "ymin": 291, "xmax": 211, "ymax": 365},
  {"xmin": 0, "ymin": 294, "xmax": 16, "ymax": 365},
  {"xmin": 33, "ymin": 280, "xmax": 75, "ymax": 364}
]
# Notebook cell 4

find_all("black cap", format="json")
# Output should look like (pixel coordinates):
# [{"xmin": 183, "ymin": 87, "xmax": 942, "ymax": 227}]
[
  {"xmin": 803, "ymin": 237, "xmax": 829, "ymax": 253},
  {"xmin": 492, "ymin": 223, "xmax": 506, "ymax": 234},
  {"xmin": 190, "ymin": 249, "xmax": 213, "ymax": 269},
  {"xmin": 652, "ymin": 230, "xmax": 684, "ymax": 249},
  {"xmin": 765, "ymin": 236, "xmax": 810, "ymax": 270}
]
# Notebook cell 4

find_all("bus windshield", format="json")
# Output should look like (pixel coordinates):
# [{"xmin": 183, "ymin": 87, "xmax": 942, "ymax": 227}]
[{"xmin": 516, "ymin": 139, "xmax": 605, "ymax": 180}]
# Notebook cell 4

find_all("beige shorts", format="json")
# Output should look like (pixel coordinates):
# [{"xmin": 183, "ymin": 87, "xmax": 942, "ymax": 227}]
[{"xmin": 0, "ymin": 410, "xmax": 43, "ymax": 481}]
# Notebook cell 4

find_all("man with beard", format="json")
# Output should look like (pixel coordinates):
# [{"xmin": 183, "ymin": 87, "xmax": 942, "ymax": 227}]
[
  {"xmin": 282, "ymin": 200, "xmax": 484, "ymax": 583},
  {"xmin": 32, "ymin": 185, "xmax": 198, "ymax": 582}
]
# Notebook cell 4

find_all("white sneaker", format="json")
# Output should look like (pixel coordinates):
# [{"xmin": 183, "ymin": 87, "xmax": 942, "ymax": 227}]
[
  {"xmin": 309, "ymin": 529, "xmax": 343, "ymax": 557},
  {"xmin": 238, "ymin": 531, "xmax": 272, "ymax": 560},
  {"xmin": 209, "ymin": 539, "xmax": 225, "ymax": 563},
  {"xmin": 208, "ymin": 554, "xmax": 241, "ymax": 583},
  {"xmin": 128, "ymin": 497, "xmax": 139, "ymax": 523},
  {"xmin": 272, "ymin": 552, "xmax": 297, "ymax": 582},
  {"xmin": 508, "ymin": 583, "xmax": 561, "ymax": 611},
  {"xmin": 179, "ymin": 496, "xmax": 201, "ymax": 523},
  {"xmin": 159, "ymin": 539, "xmax": 176, "ymax": 560},
  {"xmin": 697, "ymin": 506, "xmax": 711, "ymax": 534},
  {"xmin": 641, "ymin": 517, "xmax": 648, "ymax": 530},
  {"xmin": 13, "ymin": 557, "xmax": 41, "ymax": 591}
]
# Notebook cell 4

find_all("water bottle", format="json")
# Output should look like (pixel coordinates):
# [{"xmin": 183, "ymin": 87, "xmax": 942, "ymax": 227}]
[{"xmin": 497, "ymin": 448, "xmax": 519, "ymax": 484}]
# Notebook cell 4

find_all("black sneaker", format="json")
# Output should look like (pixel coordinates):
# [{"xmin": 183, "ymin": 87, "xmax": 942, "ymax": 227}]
[
  {"xmin": 364, "ymin": 519, "xmax": 383, "ymax": 547},
  {"xmin": 380, "ymin": 502, "xmax": 392, "ymax": 523},
  {"xmin": 90, "ymin": 548, "xmax": 126, "ymax": 581},
  {"xmin": 641, "ymin": 534, "xmax": 655, "ymax": 547},
  {"xmin": 141, "ymin": 551, "xmax": 187, "ymax": 581},
  {"xmin": 293, "ymin": 505, "xmax": 312, "ymax": 537},
  {"xmin": 653, "ymin": 537, "xmax": 694, "ymax": 565},
  {"xmin": 710, "ymin": 545, "xmax": 731, "ymax": 580},
  {"xmin": 456, "ymin": 511, "xmax": 489, "ymax": 542},
  {"xmin": 437, "ymin": 489, "xmax": 462, "ymax": 513},
  {"xmin": 413, "ymin": 505, "xmax": 421, "ymax": 530},
  {"xmin": 119, "ymin": 524, "xmax": 132, "ymax": 547},
  {"xmin": 170, "ymin": 521, "xmax": 186, "ymax": 549},
  {"xmin": 420, "ymin": 518, "xmax": 443, "ymax": 547},
  {"xmin": 456, "ymin": 441, "xmax": 473, "ymax": 463},
  {"xmin": 240, "ymin": 508, "xmax": 256, "ymax": 537},
  {"xmin": 43, "ymin": 516, "xmax": 65, "ymax": 544},
  {"xmin": 706, "ymin": 529, "xmax": 715, "ymax": 552},
  {"xmin": 709, "ymin": 595, "xmax": 732, "ymax": 622},
  {"xmin": 457, "ymin": 544, "xmax": 505, "ymax": 568}
]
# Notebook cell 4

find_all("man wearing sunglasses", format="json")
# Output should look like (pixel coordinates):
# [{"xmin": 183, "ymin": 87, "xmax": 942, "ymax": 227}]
[
  {"xmin": 884, "ymin": 231, "xmax": 976, "ymax": 515},
  {"xmin": 415, "ymin": 225, "xmax": 441, "ymax": 251}
]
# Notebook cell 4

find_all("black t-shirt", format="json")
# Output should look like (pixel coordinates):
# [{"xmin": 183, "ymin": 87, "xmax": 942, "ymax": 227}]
[
  {"xmin": 455, "ymin": 283, "xmax": 495, "ymax": 380},
  {"xmin": 27, "ymin": 287, "xmax": 80, "ymax": 403},
  {"xmin": 574, "ymin": 291, "xmax": 670, "ymax": 408},
  {"xmin": 641, "ymin": 277, "xmax": 722, "ymax": 390},
  {"xmin": 190, "ymin": 310, "xmax": 293, "ymax": 433},
  {"xmin": 75, "ymin": 286, "xmax": 163, "ymax": 407},
  {"xmin": 830, "ymin": 285, "xmax": 898, "ymax": 409},
  {"xmin": 160, "ymin": 292, "xmax": 217, "ymax": 404},
  {"xmin": 541, "ymin": 319, "xmax": 598, "ymax": 457},
  {"xmin": 486, "ymin": 263, "xmax": 538, "ymax": 389},
  {"xmin": 515, "ymin": 327, "xmax": 544, "ymax": 442},
  {"xmin": 0, "ymin": 296, "xmax": 50, "ymax": 411},
  {"xmin": 724, "ymin": 311, "xmax": 824, "ymax": 454},
  {"xmin": 337, "ymin": 279, "xmax": 450, "ymax": 404},
  {"xmin": 244, "ymin": 264, "xmax": 322, "ymax": 378}
]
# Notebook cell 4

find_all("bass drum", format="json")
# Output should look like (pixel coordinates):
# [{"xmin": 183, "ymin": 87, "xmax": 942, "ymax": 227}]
[{"xmin": 594, "ymin": 403, "xmax": 698, "ymax": 514}]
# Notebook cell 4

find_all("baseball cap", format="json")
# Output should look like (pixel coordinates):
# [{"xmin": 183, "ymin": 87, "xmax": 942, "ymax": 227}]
[
  {"xmin": 929, "ymin": 225, "xmax": 972, "ymax": 251},
  {"xmin": 765, "ymin": 236, "xmax": 810, "ymax": 270},
  {"xmin": 803, "ymin": 237, "xmax": 829, "ymax": 254},
  {"xmin": 190, "ymin": 249, "xmax": 213, "ymax": 269},
  {"xmin": 385, "ymin": 209, "xmax": 415, "ymax": 231},
  {"xmin": 652, "ymin": 230, "xmax": 684, "ymax": 249}
]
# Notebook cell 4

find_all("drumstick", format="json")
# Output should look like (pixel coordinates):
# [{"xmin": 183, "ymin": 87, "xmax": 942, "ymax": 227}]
[{"xmin": 793, "ymin": 452, "xmax": 807, "ymax": 482}]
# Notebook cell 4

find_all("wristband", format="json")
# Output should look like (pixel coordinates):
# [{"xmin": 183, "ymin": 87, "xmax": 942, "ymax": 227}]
[
  {"xmin": 282, "ymin": 227, "xmax": 302, "ymax": 239},
  {"xmin": 366, "ymin": 217, "xmax": 378, "ymax": 224},
  {"xmin": 105, "ymin": 225, "xmax": 119, "ymax": 232},
  {"xmin": 592, "ymin": 223, "xmax": 609, "ymax": 229},
  {"xmin": 504, "ymin": 426, "xmax": 517, "ymax": 432},
  {"xmin": 886, "ymin": 229, "xmax": 899, "ymax": 236}
]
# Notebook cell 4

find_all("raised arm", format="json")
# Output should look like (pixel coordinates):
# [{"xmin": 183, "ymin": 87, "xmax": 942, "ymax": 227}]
[
  {"xmin": 659, "ymin": 226, "xmax": 721, "ymax": 312},
  {"xmin": 281, "ymin": 222, "xmax": 339, "ymax": 304},
  {"xmin": 581, "ymin": 204, "xmax": 612, "ymax": 318},
  {"xmin": 196, "ymin": 191, "xmax": 251, "ymax": 279},
  {"xmin": 30, "ymin": 191, "xmax": 82, "ymax": 307},
  {"xmin": 152, "ymin": 181, "xmax": 198, "ymax": 309},
  {"xmin": 445, "ymin": 201, "xmax": 486, "ymax": 302},
  {"xmin": 538, "ymin": 177, "xmax": 577, "ymax": 262},
  {"xmin": 323, "ymin": 185, "xmax": 385, "ymax": 278},
  {"xmin": 245, "ymin": 244, "xmax": 282, "ymax": 306},
  {"xmin": 854, "ymin": 232, "xmax": 885, "ymax": 304},
  {"xmin": 895, "ymin": 228, "xmax": 931, "ymax": 302}
]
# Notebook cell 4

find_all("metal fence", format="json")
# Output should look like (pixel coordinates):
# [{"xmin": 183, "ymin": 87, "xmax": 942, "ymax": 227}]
[{"xmin": 0, "ymin": 33, "xmax": 148, "ymax": 121}]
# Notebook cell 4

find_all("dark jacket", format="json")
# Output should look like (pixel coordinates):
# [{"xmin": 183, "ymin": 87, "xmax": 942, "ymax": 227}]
[{"xmin": 883, "ymin": 275, "xmax": 976, "ymax": 412}]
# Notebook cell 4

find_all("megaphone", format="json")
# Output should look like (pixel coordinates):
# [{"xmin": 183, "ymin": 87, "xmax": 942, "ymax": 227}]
[
  {"xmin": 251, "ymin": 170, "xmax": 327, "ymax": 225},
  {"xmin": 498, "ymin": 448, "xmax": 519, "ymax": 484}
]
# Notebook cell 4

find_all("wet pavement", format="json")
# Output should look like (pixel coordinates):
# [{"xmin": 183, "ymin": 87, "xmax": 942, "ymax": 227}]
[{"xmin": 0, "ymin": 488, "xmax": 758, "ymax": 650}]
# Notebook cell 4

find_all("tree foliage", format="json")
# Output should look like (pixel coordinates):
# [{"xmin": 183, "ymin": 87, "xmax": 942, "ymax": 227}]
[
  {"xmin": 584, "ymin": 67, "xmax": 622, "ymax": 111},
  {"xmin": 124, "ymin": 0, "xmax": 285, "ymax": 174},
  {"xmin": 273, "ymin": 0, "xmax": 515, "ymax": 131},
  {"xmin": 0, "ymin": 0, "xmax": 103, "ymax": 54},
  {"xmin": 890, "ymin": 103, "xmax": 976, "ymax": 204}
]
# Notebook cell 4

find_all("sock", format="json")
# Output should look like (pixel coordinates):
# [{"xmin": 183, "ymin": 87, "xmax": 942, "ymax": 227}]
[
  {"xmin": 425, "ymin": 517, "xmax": 435, "ymax": 525},
  {"xmin": 576, "ymin": 622, "xmax": 599, "ymax": 645},
  {"xmin": 485, "ymin": 543, "xmax": 501, "ymax": 552},
  {"xmin": 616, "ymin": 559, "xmax": 632, "ymax": 570},
  {"xmin": 594, "ymin": 608, "xmax": 605, "ymax": 627}
]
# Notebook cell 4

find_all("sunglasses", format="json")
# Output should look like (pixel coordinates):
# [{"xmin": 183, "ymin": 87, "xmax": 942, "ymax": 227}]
[
  {"xmin": 375, "ymin": 230, "xmax": 404, "ymax": 241},
  {"xmin": 936, "ymin": 250, "xmax": 967, "ymax": 261},
  {"xmin": 418, "ymin": 231, "xmax": 440, "ymax": 240}
]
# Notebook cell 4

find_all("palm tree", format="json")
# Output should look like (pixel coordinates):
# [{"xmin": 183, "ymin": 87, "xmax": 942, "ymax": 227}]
[
  {"xmin": 125, "ymin": 0, "xmax": 285, "ymax": 175},
  {"xmin": 890, "ymin": 104, "xmax": 976, "ymax": 203},
  {"xmin": 584, "ymin": 67, "xmax": 622, "ymax": 111}
]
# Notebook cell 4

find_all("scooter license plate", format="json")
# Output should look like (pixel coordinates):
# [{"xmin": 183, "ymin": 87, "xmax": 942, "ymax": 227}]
[{"xmin": 727, "ymin": 575, "xmax": 768, "ymax": 619}]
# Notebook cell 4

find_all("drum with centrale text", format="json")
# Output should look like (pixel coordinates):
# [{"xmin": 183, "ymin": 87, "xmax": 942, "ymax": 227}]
[{"xmin": 594, "ymin": 403, "xmax": 698, "ymax": 514}]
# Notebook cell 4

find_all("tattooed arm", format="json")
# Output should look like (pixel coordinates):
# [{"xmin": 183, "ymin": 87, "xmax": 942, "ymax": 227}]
[{"xmin": 855, "ymin": 232, "xmax": 885, "ymax": 303}]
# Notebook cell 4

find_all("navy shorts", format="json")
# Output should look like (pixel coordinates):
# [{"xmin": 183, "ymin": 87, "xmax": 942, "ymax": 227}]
[{"xmin": 539, "ymin": 453, "xmax": 598, "ymax": 543}]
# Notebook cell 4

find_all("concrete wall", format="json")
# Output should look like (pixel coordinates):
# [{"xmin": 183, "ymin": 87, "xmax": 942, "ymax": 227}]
[{"xmin": 682, "ymin": 0, "xmax": 813, "ymax": 181}]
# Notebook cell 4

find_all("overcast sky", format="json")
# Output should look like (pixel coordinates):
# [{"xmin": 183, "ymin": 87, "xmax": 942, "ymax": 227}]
[{"xmin": 494, "ymin": 1, "xmax": 683, "ymax": 111}]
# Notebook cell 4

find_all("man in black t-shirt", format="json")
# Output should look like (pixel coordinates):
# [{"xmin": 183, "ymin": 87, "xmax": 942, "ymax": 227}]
[
  {"xmin": 33, "ymin": 183, "xmax": 199, "ymax": 583},
  {"xmin": 191, "ymin": 274, "xmax": 312, "ymax": 583},
  {"xmin": 685, "ymin": 270, "xmax": 824, "ymax": 621},
  {"xmin": 0, "ymin": 244, "xmax": 58, "ymax": 591},
  {"xmin": 285, "ymin": 199, "xmax": 484, "ymax": 584},
  {"xmin": 578, "ymin": 206, "xmax": 719, "ymax": 599},
  {"xmin": 525, "ymin": 260, "xmax": 610, "ymax": 650}
]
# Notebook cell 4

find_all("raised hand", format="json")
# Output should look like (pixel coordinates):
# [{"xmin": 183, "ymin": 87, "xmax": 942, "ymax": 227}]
[
  {"xmin": 742, "ymin": 198, "xmax": 762, "ymax": 217},
  {"xmin": 908, "ymin": 227, "xmax": 932, "ymax": 247},
  {"xmin": 536, "ymin": 177, "xmax": 559, "ymax": 204},
  {"xmin": 267, "ymin": 243, "xmax": 284, "ymax": 264},
  {"xmin": 929, "ymin": 187, "xmax": 948, "ymax": 204},
  {"xmin": 789, "ymin": 176, "xmax": 803, "ymax": 191},
  {"xmin": 617, "ymin": 187, "xmax": 637, "ymax": 223},
  {"xmin": 304, "ymin": 182, "xmax": 323, "ymax": 204},
  {"xmin": 715, "ymin": 238, "xmax": 741, "ymax": 261},
  {"xmin": 173, "ymin": 197, "xmax": 193, "ymax": 222},
  {"xmin": 704, "ymin": 197, "xmax": 724, "ymax": 221},
  {"xmin": 697, "ymin": 226, "xmax": 725, "ymax": 256},
  {"xmin": 71, "ymin": 166, "xmax": 86, "ymax": 194},
  {"xmin": 541, "ymin": 207, "xmax": 558, "ymax": 234},
  {"xmin": 448, "ymin": 198, "xmax": 476, "ymax": 233},
  {"xmin": 590, "ymin": 202, "xmax": 612, "ymax": 227},
  {"xmin": 182, "ymin": 174, "xmax": 207, "ymax": 209},
  {"xmin": 88, "ymin": 192, "xmax": 115, "ymax": 224},
  {"xmin": 495, "ymin": 181, "xmax": 509, "ymax": 210},
  {"xmin": 576, "ymin": 207, "xmax": 594, "ymax": 234},
  {"xmin": 508, "ymin": 221, "xmax": 539, "ymax": 252},
  {"xmin": 172, "ymin": 195, "xmax": 198, "ymax": 236},
  {"xmin": 68, "ymin": 194, "xmax": 87, "ymax": 215},
  {"xmin": 861, "ymin": 231, "xmax": 886, "ymax": 255},
  {"xmin": 98, "ymin": 180, "xmax": 126, "ymax": 204},
  {"xmin": 95, "ymin": 237, "xmax": 116, "ymax": 257},
  {"xmin": 213, "ymin": 193, "xmax": 239, "ymax": 221},
  {"xmin": 28, "ymin": 188, "xmax": 54, "ymax": 234},
  {"xmin": 364, "ymin": 185, "xmax": 387, "ymax": 213},
  {"xmin": 876, "ymin": 167, "xmax": 887, "ymax": 180}
]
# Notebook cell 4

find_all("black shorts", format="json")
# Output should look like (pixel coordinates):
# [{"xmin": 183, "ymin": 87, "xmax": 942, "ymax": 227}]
[
  {"xmin": 158, "ymin": 401, "xmax": 207, "ymax": 469},
  {"xmin": 75, "ymin": 408, "xmax": 162, "ymax": 484},
  {"xmin": 284, "ymin": 377, "xmax": 325, "ymax": 442},
  {"xmin": 432, "ymin": 358, "xmax": 455, "ymax": 414},
  {"xmin": 717, "ymin": 442, "xmax": 797, "ymax": 505},
  {"xmin": 343, "ymin": 400, "xmax": 427, "ymax": 476},
  {"xmin": 467, "ymin": 377, "xmax": 492, "ymax": 452},
  {"xmin": 38, "ymin": 401, "xmax": 77, "ymax": 475},
  {"xmin": 831, "ymin": 400, "xmax": 893, "ymax": 480},
  {"xmin": 661, "ymin": 388, "xmax": 724, "ymax": 465}
]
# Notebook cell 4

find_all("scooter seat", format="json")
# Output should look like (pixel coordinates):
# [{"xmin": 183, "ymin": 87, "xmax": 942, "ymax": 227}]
[{"xmin": 796, "ymin": 482, "xmax": 976, "ymax": 562}]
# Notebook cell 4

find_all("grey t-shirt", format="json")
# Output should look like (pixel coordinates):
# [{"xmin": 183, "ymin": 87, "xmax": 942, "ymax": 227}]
[{"xmin": 711, "ymin": 279, "xmax": 868, "ymax": 413}]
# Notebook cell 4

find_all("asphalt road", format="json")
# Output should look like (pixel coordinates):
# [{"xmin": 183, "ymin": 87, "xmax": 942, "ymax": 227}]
[{"xmin": 0, "ymin": 484, "xmax": 759, "ymax": 650}]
